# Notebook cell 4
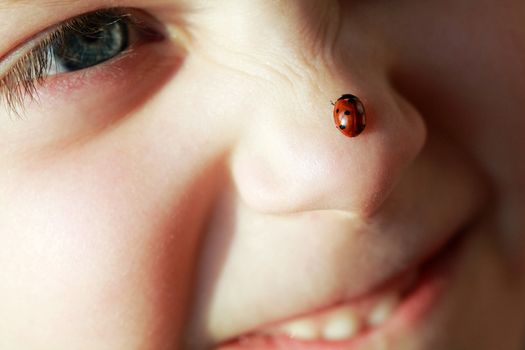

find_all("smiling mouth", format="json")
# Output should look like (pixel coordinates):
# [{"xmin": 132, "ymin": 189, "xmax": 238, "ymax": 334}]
[{"xmin": 215, "ymin": 226, "xmax": 468, "ymax": 350}]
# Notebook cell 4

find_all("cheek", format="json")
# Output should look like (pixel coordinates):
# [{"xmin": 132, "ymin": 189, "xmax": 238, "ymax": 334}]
[
  {"xmin": 0, "ymin": 52, "xmax": 237, "ymax": 347},
  {"xmin": 0, "ymin": 142, "xmax": 209, "ymax": 348},
  {"xmin": 0, "ymin": 42, "xmax": 181, "ymax": 153}
]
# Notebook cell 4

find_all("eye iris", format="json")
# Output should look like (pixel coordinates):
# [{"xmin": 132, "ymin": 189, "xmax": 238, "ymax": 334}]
[{"xmin": 53, "ymin": 15, "xmax": 129, "ymax": 71}]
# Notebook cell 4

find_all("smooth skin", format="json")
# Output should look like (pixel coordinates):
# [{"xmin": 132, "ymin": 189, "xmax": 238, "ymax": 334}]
[{"xmin": 1, "ymin": 0, "xmax": 525, "ymax": 349}]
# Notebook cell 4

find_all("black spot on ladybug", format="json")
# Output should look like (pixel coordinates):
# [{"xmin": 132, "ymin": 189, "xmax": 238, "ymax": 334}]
[
  {"xmin": 339, "ymin": 125, "xmax": 346, "ymax": 129},
  {"xmin": 336, "ymin": 109, "xmax": 339, "ymax": 113},
  {"xmin": 344, "ymin": 110, "xmax": 351, "ymax": 115}
]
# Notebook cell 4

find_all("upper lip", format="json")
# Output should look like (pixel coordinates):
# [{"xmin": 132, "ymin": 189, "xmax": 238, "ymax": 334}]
[
  {"xmin": 198, "ymin": 215, "xmax": 470, "ymax": 349},
  {"xmin": 193, "ymin": 178, "xmax": 487, "ymax": 348}
]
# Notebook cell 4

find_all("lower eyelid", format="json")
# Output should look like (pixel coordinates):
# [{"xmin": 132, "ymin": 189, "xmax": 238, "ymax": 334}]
[{"xmin": 20, "ymin": 38, "xmax": 182, "ymax": 131}]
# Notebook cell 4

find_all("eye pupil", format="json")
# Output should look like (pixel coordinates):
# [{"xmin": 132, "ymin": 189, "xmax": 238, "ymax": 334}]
[{"xmin": 53, "ymin": 15, "xmax": 129, "ymax": 72}]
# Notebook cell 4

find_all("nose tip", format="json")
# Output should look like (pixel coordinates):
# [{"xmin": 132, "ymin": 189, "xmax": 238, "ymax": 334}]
[{"xmin": 230, "ymin": 91, "xmax": 426, "ymax": 217}]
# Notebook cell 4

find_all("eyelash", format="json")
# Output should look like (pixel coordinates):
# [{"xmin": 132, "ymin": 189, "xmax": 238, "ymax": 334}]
[{"xmin": 0, "ymin": 8, "xmax": 162, "ymax": 115}]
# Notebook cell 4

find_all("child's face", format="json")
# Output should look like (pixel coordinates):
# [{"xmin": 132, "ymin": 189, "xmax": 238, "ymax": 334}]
[{"xmin": 1, "ymin": 0, "xmax": 525, "ymax": 349}]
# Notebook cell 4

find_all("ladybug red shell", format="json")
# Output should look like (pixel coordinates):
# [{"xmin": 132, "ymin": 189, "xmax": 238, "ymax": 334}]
[{"xmin": 332, "ymin": 94, "xmax": 366, "ymax": 138}]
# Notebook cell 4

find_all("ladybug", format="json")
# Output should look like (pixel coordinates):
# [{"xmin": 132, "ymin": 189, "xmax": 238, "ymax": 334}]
[{"xmin": 332, "ymin": 94, "xmax": 366, "ymax": 138}]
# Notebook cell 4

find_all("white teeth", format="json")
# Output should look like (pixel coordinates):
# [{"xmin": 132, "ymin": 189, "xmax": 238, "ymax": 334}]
[
  {"xmin": 270, "ymin": 282, "xmax": 407, "ymax": 342},
  {"xmin": 280, "ymin": 318, "xmax": 319, "ymax": 341},
  {"xmin": 367, "ymin": 293, "xmax": 400, "ymax": 327},
  {"xmin": 321, "ymin": 308, "xmax": 361, "ymax": 341}
]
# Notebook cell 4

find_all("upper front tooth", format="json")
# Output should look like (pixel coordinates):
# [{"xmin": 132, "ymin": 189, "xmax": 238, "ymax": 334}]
[
  {"xmin": 279, "ymin": 318, "xmax": 319, "ymax": 341},
  {"xmin": 367, "ymin": 293, "xmax": 400, "ymax": 327},
  {"xmin": 322, "ymin": 308, "xmax": 361, "ymax": 341},
  {"xmin": 266, "ymin": 287, "xmax": 404, "ymax": 342}
]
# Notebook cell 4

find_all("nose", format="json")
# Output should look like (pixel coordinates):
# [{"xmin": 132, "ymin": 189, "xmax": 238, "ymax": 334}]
[
  {"xmin": 216, "ymin": 0, "xmax": 428, "ymax": 217},
  {"xmin": 230, "ymin": 83, "xmax": 427, "ymax": 217}
]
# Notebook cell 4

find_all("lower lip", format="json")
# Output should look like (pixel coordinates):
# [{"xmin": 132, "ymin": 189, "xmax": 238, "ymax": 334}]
[{"xmin": 217, "ymin": 229, "xmax": 467, "ymax": 350}]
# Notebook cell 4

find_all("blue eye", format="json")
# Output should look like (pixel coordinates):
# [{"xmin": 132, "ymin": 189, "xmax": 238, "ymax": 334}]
[
  {"xmin": 0, "ymin": 8, "xmax": 166, "ymax": 114},
  {"xmin": 52, "ymin": 13, "xmax": 130, "ymax": 72}
]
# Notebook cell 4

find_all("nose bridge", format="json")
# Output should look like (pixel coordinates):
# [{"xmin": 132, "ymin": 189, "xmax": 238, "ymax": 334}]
[
  {"xmin": 229, "ymin": 79, "xmax": 427, "ymax": 217},
  {"xmin": 193, "ymin": 0, "xmax": 340, "ymax": 67}
]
